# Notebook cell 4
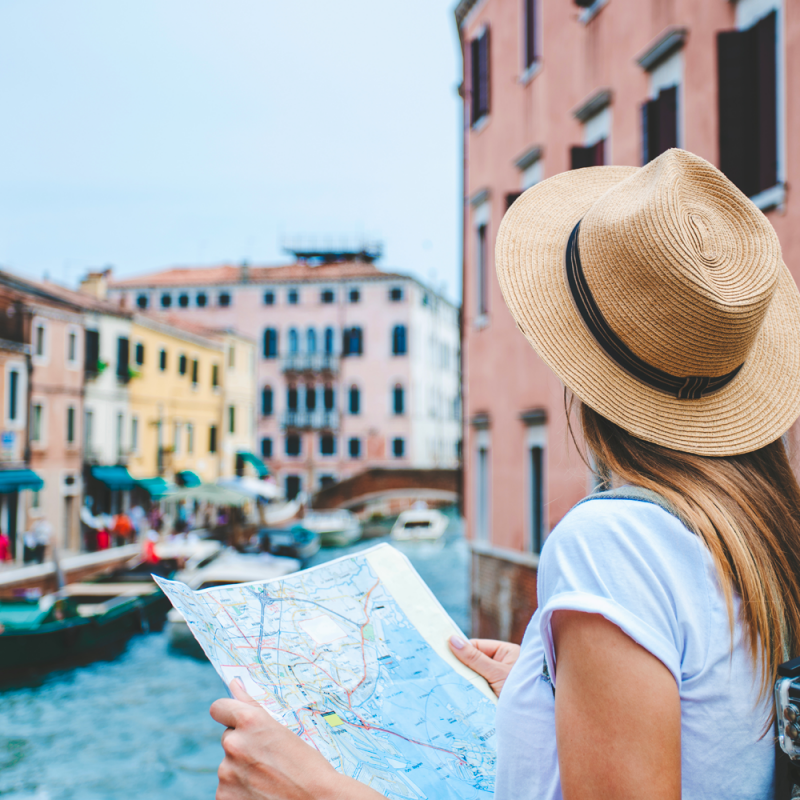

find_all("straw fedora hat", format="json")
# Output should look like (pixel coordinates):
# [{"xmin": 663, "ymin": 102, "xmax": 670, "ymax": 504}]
[{"xmin": 496, "ymin": 148, "xmax": 800, "ymax": 456}]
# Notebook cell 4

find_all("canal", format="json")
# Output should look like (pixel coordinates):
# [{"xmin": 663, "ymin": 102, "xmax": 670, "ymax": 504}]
[{"xmin": 0, "ymin": 523, "xmax": 470, "ymax": 800}]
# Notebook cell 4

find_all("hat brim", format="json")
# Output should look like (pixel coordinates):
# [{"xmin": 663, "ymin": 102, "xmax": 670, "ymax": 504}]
[{"xmin": 495, "ymin": 166, "xmax": 800, "ymax": 456}]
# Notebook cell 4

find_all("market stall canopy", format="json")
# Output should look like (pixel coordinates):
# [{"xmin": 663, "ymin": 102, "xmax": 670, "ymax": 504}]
[
  {"xmin": 136, "ymin": 477, "xmax": 173, "ymax": 500},
  {"xmin": 176, "ymin": 470, "xmax": 202, "ymax": 488},
  {"xmin": 91, "ymin": 466, "xmax": 137, "ymax": 491},
  {"xmin": 218, "ymin": 476, "xmax": 282, "ymax": 501},
  {"xmin": 0, "ymin": 469, "xmax": 44, "ymax": 493},
  {"xmin": 163, "ymin": 484, "xmax": 251, "ymax": 507},
  {"xmin": 236, "ymin": 451, "xmax": 269, "ymax": 478}
]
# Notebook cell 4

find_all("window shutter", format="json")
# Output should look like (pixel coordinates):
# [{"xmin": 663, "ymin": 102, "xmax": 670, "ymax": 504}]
[
  {"xmin": 506, "ymin": 192, "xmax": 523, "ymax": 210},
  {"xmin": 479, "ymin": 29, "xmax": 490, "ymax": 118},
  {"xmin": 641, "ymin": 100, "xmax": 653, "ymax": 164},
  {"xmin": 342, "ymin": 328, "xmax": 351, "ymax": 356},
  {"xmin": 571, "ymin": 145, "xmax": 601, "ymax": 170},
  {"xmin": 525, "ymin": 0, "xmax": 536, "ymax": 68},
  {"xmin": 470, "ymin": 37, "xmax": 481, "ymax": 124},
  {"xmin": 85, "ymin": 329, "xmax": 99, "ymax": 372},
  {"xmin": 754, "ymin": 10, "xmax": 778, "ymax": 194},
  {"xmin": 117, "ymin": 337, "xmax": 130, "ymax": 381},
  {"xmin": 657, "ymin": 86, "xmax": 678, "ymax": 155},
  {"xmin": 593, "ymin": 139, "xmax": 605, "ymax": 166},
  {"xmin": 717, "ymin": 27, "xmax": 758, "ymax": 196}
]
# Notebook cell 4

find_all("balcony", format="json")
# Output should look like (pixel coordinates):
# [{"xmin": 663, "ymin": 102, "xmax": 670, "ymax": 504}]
[
  {"xmin": 281, "ymin": 410, "xmax": 339, "ymax": 430},
  {"xmin": 281, "ymin": 353, "xmax": 339, "ymax": 374}
]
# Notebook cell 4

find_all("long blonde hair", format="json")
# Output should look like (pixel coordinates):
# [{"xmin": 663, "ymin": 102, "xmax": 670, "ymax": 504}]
[{"xmin": 573, "ymin": 396, "xmax": 800, "ymax": 718}]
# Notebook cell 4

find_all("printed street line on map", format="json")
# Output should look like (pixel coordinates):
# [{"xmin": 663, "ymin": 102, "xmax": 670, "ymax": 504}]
[{"xmin": 155, "ymin": 544, "xmax": 497, "ymax": 800}]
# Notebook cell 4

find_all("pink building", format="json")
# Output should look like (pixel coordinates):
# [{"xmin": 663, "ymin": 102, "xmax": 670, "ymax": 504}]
[
  {"xmin": 457, "ymin": 0, "xmax": 799, "ymax": 641},
  {"xmin": 107, "ymin": 251, "xmax": 461, "ymax": 500}
]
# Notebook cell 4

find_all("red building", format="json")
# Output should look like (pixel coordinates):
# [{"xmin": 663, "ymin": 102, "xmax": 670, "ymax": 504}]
[{"xmin": 457, "ymin": 0, "xmax": 798, "ymax": 640}]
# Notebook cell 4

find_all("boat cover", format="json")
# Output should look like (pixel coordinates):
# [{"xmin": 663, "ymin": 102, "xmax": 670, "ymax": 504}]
[
  {"xmin": 236, "ymin": 451, "xmax": 269, "ymax": 477},
  {"xmin": 0, "ymin": 468, "xmax": 44, "ymax": 493},
  {"xmin": 177, "ymin": 470, "xmax": 202, "ymax": 488},
  {"xmin": 91, "ymin": 465, "xmax": 137, "ymax": 490}
]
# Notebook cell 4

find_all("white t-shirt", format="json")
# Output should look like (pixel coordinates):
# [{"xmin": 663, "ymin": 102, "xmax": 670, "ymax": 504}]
[{"xmin": 494, "ymin": 497, "xmax": 774, "ymax": 799}]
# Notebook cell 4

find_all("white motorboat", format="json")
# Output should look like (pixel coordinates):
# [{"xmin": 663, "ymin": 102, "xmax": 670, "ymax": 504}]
[
  {"xmin": 301, "ymin": 509, "xmax": 361, "ymax": 548},
  {"xmin": 390, "ymin": 509, "xmax": 449, "ymax": 541},
  {"xmin": 166, "ymin": 549, "xmax": 301, "ymax": 655}
]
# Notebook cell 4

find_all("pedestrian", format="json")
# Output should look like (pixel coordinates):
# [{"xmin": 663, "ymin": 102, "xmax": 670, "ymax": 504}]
[
  {"xmin": 206, "ymin": 150, "xmax": 800, "ymax": 799},
  {"xmin": 112, "ymin": 512, "xmax": 133, "ymax": 546},
  {"xmin": 0, "ymin": 530, "xmax": 11, "ymax": 562},
  {"xmin": 22, "ymin": 529, "xmax": 38, "ymax": 564},
  {"xmin": 32, "ymin": 518, "xmax": 52, "ymax": 564}
]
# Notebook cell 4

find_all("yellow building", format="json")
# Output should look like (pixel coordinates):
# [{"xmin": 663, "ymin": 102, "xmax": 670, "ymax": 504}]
[{"xmin": 127, "ymin": 314, "xmax": 225, "ymax": 485}]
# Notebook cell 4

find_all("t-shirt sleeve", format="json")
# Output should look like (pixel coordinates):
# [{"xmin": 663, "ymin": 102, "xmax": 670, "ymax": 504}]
[{"xmin": 537, "ymin": 498, "xmax": 709, "ymax": 690}]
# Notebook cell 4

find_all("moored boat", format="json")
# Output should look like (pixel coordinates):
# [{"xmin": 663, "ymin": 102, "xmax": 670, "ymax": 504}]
[
  {"xmin": 301, "ymin": 509, "xmax": 361, "ymax": 548},
  {"xmin": 257, "ymin": 525, "xmax": 321, "ymax": 561},
  {"xmin": 390, "ymin": 509, "xmax": 449, "ymax": 541}
]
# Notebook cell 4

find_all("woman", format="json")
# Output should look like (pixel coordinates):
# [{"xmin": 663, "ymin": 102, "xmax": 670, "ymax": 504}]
[{"xmin": 210, "ymin": 149, "xmax": 800, "ymax": 799}]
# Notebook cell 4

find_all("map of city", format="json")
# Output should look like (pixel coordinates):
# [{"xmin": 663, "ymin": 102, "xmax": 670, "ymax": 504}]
[{"xmin": 155, "ymin": 544, "xmax": 497, "ymax": 799}]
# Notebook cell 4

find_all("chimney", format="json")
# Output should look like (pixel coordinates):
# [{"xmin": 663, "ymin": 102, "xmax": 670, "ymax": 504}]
[
  {"xmin": 80, "ymin": 267, "xmax": 111, "ymax": 300},
  {"xmin": 240, "ymin": 261, "xmax": 250, "ymax": 283}
]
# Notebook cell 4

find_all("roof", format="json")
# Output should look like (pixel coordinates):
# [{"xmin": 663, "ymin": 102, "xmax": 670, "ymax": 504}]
[
  {"xmin": 132, "ymin": 312, "xmax": 226, "ymax": 350},
  {"xmin": 108, "ymin": 260, "xmax": 408, "ymax": 289},
  {"xmin": 138, "ymin": 313, "xmax": 255, "ymax": 345},
  {"xmin": 39, "ymin": 280, "xmax": 132, "ymax": 318}
]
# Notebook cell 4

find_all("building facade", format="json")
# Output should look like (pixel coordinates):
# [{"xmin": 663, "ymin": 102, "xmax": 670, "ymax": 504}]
[
  {"xmin": 106, "ymin": 254, "xmax": 461, "ymax": 501},
  {"xmin": 456, "ymin": 0, "xmax": 799, "ymax": 641}
]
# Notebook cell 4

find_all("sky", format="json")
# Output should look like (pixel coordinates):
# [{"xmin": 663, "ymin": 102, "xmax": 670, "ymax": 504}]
[{"xmin": 0, "ymin": 0, "xmax": 464, "ymax": 302}]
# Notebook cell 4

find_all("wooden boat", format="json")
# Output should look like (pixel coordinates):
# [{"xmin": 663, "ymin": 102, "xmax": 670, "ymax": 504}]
[
  {"xmin": 390, "ymin": 509, "xmax": 449, "ymax": 541},
  {"xmin": 0, "ymin": 581, "xmax": 170, "ymax": 678},
  {"xmin": 166, "ymin": 549, "xmax": 301, "ymax": 656},
  {"xmin": 257, "ymin": 525, "xmax": 321, "ymax": 561},
  {"xmin": 301, "ymin": 509, "xmax": 361, "ymax": 548}
]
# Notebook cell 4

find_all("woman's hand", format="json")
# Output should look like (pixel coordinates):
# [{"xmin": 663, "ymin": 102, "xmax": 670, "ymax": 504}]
[
  {"xmin": 448, "ymin": 636, "xmax": 521, "ymax": 697},
  {"xmin": 210, "ymin": 679, "xmax": 382, "ymax": 800}
]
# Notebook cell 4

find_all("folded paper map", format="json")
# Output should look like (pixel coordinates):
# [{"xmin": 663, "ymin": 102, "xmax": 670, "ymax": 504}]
[{"xmin": 154, "ymin": 543, "xmax": 497, "ymax": 799}]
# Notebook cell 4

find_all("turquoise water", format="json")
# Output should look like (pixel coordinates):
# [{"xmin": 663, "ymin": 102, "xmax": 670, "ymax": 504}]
[{"xmin": 0, "ymin": 528, "xmax": 470, "ymax": 800}]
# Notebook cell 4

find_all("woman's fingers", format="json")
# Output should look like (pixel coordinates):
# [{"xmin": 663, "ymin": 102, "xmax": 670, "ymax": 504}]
[
  {"xmin": 210, "ymin": 698, "xmax": 242, "ymax": 728},
  {"xmin": 449, "ymin": 636, "xmax": 507, "ymax": 686}
]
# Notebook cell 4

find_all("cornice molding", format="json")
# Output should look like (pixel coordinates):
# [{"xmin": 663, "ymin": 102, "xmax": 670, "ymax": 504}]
[
  {"xmin": 572, "ymin": 88, "xmax": 613, "ymax": 122},
  {"xmin": 635, "ymin": 26, "xmax": 688, "ymax": 72}
]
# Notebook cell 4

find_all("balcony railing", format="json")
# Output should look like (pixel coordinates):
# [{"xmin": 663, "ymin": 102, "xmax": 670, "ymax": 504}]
[
  {"xmin": 281, "ymin": 353, "xmax": 339, "ymax": 374},
  {"xmin": 281, "ymin": 410, "xmax": 339, "ymax": 430}
]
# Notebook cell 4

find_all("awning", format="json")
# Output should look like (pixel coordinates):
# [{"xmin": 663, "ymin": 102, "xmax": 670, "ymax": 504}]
[
  {"xmin": 136, "ymin": 477, "xmax": 173, "ymax": 499},
  {"xmin": 218, "ymin": 476, "xmax": 283, "ymax": 501},
  {"xmin": 0, "ymin": 468, "xmax": 44, "ymax": 493},
  {"xmin": 91, "ymin": 465, "xmax": 137, "ymax": 490},
  {"xmin": 236, "ymin": 451, "xmax": 269, "ymax": 478},
  {"xmin": 177, "ymin": 470, "xmax": 202, "ymax": 488}
]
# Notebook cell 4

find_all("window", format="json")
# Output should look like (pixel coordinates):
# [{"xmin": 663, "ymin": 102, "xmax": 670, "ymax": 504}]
[
  {"xmin": 263, "ymin": 328, "xmax": 278, "ymax": 358},
  {"xmin": 477, "ymin": 223, "xmax": 489, "ymax": 316},
  {"xmin": 319, "ymin": 475, "xmax": 336, "ymax": 489},
  {"xmin": 389, "ymin": 286, "xmax": 404, "ymax": 302},
  {"xmin": 470, "ymin": 27, "xmax": 490, "ymax": 125},
  {"xmin": 262, "ymin": 386, "xmax": 273, "ymax": 416},
  {"xmin": 173, "ymin": 421, "xmax": 181, "ymax": 454},
  {"xmin": 136, "ymin": 294, "xmax": 148, "ymax": 309},
  {"xmin": 285, "ymin": 475, "xmax": 302, "ymax": 501},
  {"xmin": 323, "ymin": 385, "xmax": 335, "ymax": 411},
  {"xmin": 642, "ymin": 86, "xmax": 678, "ymax": 164},
  {"xmin": 348, "ymin": 437, "xmax": 361, "ymax": 458},
  {"xmin": 570, "ymin": 139, "xmax": 605, "ymax": 169},
  {"xmin": 286, "ymin": 434, "xmax": 301, "ymax": 457},
  {"xmin": 571, "ymin": 98, "xmax": 610, "ymax": 169},
  {"xmin": 178, "ymin": 354, "xmax": 187, "ymax": 376},
  {"xmin": 131, "ymin": 416, "xmax": 139, "ymax": 452},
  {"xmin": 160, "ymin": 293, "xmax": 172, "ymax": 308},
  {"xmin": 31, "ymin": 403, "xmax": 43, "ymax": 442},
  {"xmin": 135, "ymin": 343, "xmax": 145, "ymax": 366},
  {"xmin": 261, "ymin": 437, "xmax": 273, "ymax": 458},
  {"xmin": 31, "ymin": 490, "xmax": 41, "ymax": 509},
  {"xmin": 191, "ymin": 359, "xmax": 199, "ymax": 385},
  {"xmin": 306, "ymin": 384, "xmax": 317, "ymax": 412},
  {"xmin": 475, "ymin": 433, "xmax": 491, "ymax": 542},
  {"xmin": 288, "ymin": 328, "xmax": 299, "ymax": 354},
  {"xmin": 718, "ymin": 9, "xmax": 779, "ymax": 198},
  {"xmin": 35, "ymin": 324, "xmax": 45, "ymax": 357},
  {"xmin": 67, "ymin": 331, "xmax": 77, "ymax": 364},
  {"xmin": 159, "ymin": 349, "xmax": 167, "ymax": 371},
  {"xmin": 324, "ymin": 327, "xmax": 335, "ymax": 355},
  {"xmin": 228, "ymin": 345, "xmax": 235, "ymax": 368},
  {"xmin": 392, "ymin": 325, "xmax": 407, "ymax": 355},
  {"xmin": 116, "ymin": 337, "xmax": 130, "ymax": 382},
  {"xmin": 264, "ymin": 291, "xmax": 275, "ymax": 305},
  {"xmin": 85, "ymin": 329, "xmax": 100, "ymax": 374},
  {"xmin": 212, "ymin": 363, "xmax": 219, "ymax": 388},
  {"xmin": 8, "ymin": 369, "xmax": 18, "ymax": 421},
  {"xmin": 349, "ymin": 288, "xmax": 360, "ymax": 303},
  {"xmin": 66, "ymin": 406, "xmax": 75, "ymax": 445},
  {"xmin": 320, "ymin": 434, "xmax": 336, "ymax": 456},
  {"xmin": 228, "ymin": 405, "xmax": 236, "ymax": 434},
  {"xmin": 306, "ymin": 328, "xmax": 317, "ymax": 354},
  {"xmin": 287, "ymin": 386, "xmax": 298, "ymax": 412},
  {"xmin": 393, "ymin": 384, "xmax": 404, "ymax": 415},
  {"xmin": 287, "ymin": 288, "xmax": 299, "ymax": 305},
  {"xmin": 209, "ymin": 425, "xmax": 218, "ymax": 453},
  {"xmin": 349, "ymin": 385, "xmax": 360, "ymax": 415},
  {"xmin": 392, "ymin": 437, "xmax": 405, "ymax": 458},
  {"xmin": 196, "ymin": 292, "xmax": 207, "ymax": 308},
  {"xmin": 524, "ymin": 0, "xmax": 537, "ymax": 70},
  {"xmin": 321, "ymin": 289, "xmax": 335, "ymax": 304},
  {"xmin": 117, "ymin": 413, "xmax": 125, "ymax": 458},
  {"xmin": 178, "ymin": 293, "xmax": 190, "ymax": 308},
  {"xmin": 187, "ymin": 423, "xmax": 194, "ymax": 454},
  {"xmin": 219, "ymin": 292, "xmax": 231, "ymax": 307},
  {"xmin": 343, "ymin": 326, "xmax": 363, "ymax": 356},
  {"xmin": 524, "ymin": 418, "xmax": 547, "ymax": 552},
  {"xmin": 84, "ymin": 410, "xmax": 93, "ymax": 451}
]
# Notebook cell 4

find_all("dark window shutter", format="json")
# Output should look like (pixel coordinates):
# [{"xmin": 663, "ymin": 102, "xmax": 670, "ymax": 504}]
[
  {"xmin": 116, "ymin": 337, "xmax": 129, "ymax": 380},
  {"xmin": 571, "ymin": 145, "xmax": 595, "ymax": 170},
  {"xmin": 479, "ymin": 29, "xmax": 490, "ymax": 118},
  {"xmin": 506, "ymin": 192, "xmax": 523, "ymax": 210},
  {"xmin": 593, "ymin": 139, "xmax": 605, "ymax": 166},
  {"xmin": 754, "ymin": 10, "xmax": 778, "ymax": 193},
  {"xmin": 525, "ymin": 0, "xmax": 536, "ymax": 68},
  {"xmin": 642, "ymin": 100, "xmax": 654, "ymax": 165},
  {"xmin": 658, "ymin": 86, "xmax": 678, "ymax": 154},
  {"xmin": 85, "ymin": 329, "xmax": 99, "ymax": 372},
  {"xmin": 306, "ymin": 385, "xmax": 316, "ymax": 411},
  {"xmin": 717, "ymin": 27, "xmax": 758, "ymax": 196},
  {"xmin": 470, "ymin": 37, "xmax": 481, "ymax": 124},
  {"xmin": 342, "ymin": 328, "xmax": 351, "ymax": 356}
]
